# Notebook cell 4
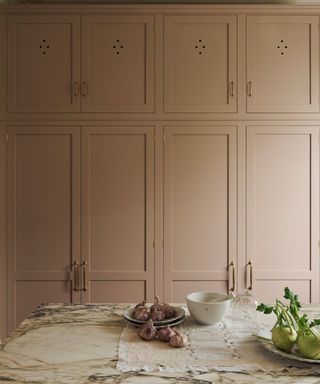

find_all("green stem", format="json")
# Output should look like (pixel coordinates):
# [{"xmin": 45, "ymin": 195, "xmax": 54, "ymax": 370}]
[{"xmin": 276, "ymin": 302, "xmax": 297, "ymax": 335}]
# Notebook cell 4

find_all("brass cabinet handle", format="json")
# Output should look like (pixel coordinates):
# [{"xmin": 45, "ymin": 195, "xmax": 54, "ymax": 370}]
[
  {"xmin": 73, "ymin": 81, "xmax": 79, "ymax": 97},
  {"xmin": 247, "ymin": 260, "xmax": 253, "ymax": 291},
  {"xmin": 82, "ymin": 261, "xmax": 88, "ymax": 291},
  {"xmin": 228, "ymin": 261, "xmax": 236, "ymax": 292},
  {"xmin": 247, "ymin": 81, "xmax": 252, "ymax": 97},
  {"xmin": 82, "ymin": 81, "xmax": 88, "ymax": 97},
  {"xmin": 229, "ymin": 81, "xmax": 234, "ymax": 97},
  {"xmin": 72, "ymin": 260, "xmax": 80, "ymax": 291}
]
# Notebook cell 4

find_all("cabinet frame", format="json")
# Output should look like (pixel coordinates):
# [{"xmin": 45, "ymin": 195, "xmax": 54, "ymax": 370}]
[
  {"xmin": 246, "ymin": 124, "xmax": 319, "ymax": 302},
  {"xmin": 81, "ymin": 125, "xmax": 155, "ymax": 303},
  {"xmin": 6, "ymin": 125, "xmax": 81, "ymax": 333},
  {"xmin": 0, "ymin": 124, "xmax": 6, "ymax": 341},
  {"xmin": 81, "ymin": 15, "xmax": 155, "ymax": 113},
  {"xmin": 163, "ymin": 124, "xmax": 237, "ymax": 302},
  {"xmin": 7, "ymin": 15, "xmax": 81, "ymax": 113},
  {"xmin": 246, "ymin": 15, "xmax": 319, "ymax": 113},
  {"xmin": 164, "ymin": 15, "xmax": 237, "ymax": 114}
]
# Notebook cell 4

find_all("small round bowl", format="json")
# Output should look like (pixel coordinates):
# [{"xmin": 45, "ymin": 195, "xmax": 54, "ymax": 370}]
[{"xmin": 186, "ymin": 291, "xmax": 232, "ymax": 325}]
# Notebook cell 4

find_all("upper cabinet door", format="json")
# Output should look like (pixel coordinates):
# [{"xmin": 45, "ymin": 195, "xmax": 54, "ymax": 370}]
[
  {"xmin": 7, "ymin": 15, "xmax": 81, "ymax": 113},
  {"xmin": 247, "ymin": 16, "xmax": 319, "ymax": 113},
  {"xmin": 164, "ymin": 16, "xmax": 237, "ymax": 113},
  {"xmin": 81, "ymin": 16, "xmax": 154, "ymax": 113}
]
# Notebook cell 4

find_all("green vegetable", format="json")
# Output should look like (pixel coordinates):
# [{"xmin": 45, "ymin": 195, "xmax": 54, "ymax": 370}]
[
  {"xmin": 272, "ymin": 326, "xmax": 297, "ymax": 352},
  {"xmin": 283, "ymin": 287, "xmax": 320, "ymax": 359},
  {"xmin": 257, "ymin": 298, "xmax": 297, "ymax": 352},
  {"xmin": 257, "ymin": 287, "xmax": 320, "ymax": 358},
  {"xmin": 297, "ymin": 330, "xmax": 320, "ymax": 360}
]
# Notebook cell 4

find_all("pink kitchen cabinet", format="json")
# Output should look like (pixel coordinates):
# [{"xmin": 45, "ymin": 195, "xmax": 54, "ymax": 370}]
[
  {"xmin": 6, "ymin": 126, "xmax": 81, "ymax": 333},
  {"xmin": 163, "ymin": 125, "xmax": 237, "ymax": 302},
  {"xmin": 164, "ymin": 15, "xmax": 237, "ymax": 113},
  {"xmin": 246, "ymin": 16, "xmax": 319, "ymax": 113},
  {"xmin": 246, "ymin": 125, "xmax": 319, "ymax": 303}
]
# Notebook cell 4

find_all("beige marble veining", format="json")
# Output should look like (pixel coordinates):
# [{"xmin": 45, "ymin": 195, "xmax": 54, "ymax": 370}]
[{"xmin": 1, "ymin": 303, "xmax": 320, "ymax": 383}]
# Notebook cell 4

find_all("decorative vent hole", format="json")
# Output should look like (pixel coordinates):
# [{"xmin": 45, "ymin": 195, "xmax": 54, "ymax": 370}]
[
  {"xmin": 113, "ymin": 40, "xmax": 125, "ymax": 55},
  {"xmin": 39, "ymin": 39, "xmax": 50, "ymax": 55},
  {"xmin": 195, "ymin": 39, "xmax": 206, "ymax": 55},
  {"xmin": 276, "ymin": 40, "xmax": 288, "ymax": 56}
]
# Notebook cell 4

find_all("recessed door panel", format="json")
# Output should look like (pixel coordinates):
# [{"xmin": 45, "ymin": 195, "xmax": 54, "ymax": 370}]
[
  {"xmin": 89, "ymin": 281, "xmax": 146, "ymax": 303},
  {"xmin": 247, "ymin": 16, "xmax": 319, "ymax": 112},
  {"xmin": 247, "ymin": 126, "xmax": 319, "ymax": 303},
  {"xmin": 164, "ymin": 126, "xmax": 237, "ymax": 301},
  {"xmin": 16, "ymin": 281, "xmax": 71, "ymax": 327},
  {"xmin": 173, "ymin": 281, "xmax": 227, "ymax": 303},
  {"xmin": 164, "ymin": 16, "xmax": 237, "ymax": 113},
  {"xmin": 254, "ymin": 280, "xmax": 310, "ymax": 305},
  {"xmin": 7, "ymin": 126, "xmax": 81, "ymax": 334},
  {"xmin": 82, "ymin": 16, "xmax": 154, "ymax": 112},
  {"xmin": 82, "ymin": 126, "xmax": 154, "ymax": 303},
  {"xmin": 15, "ymin": 134, "xmax": 73, "ymax": 272},
  {"xmin": 7, "ymin": 16, "xmax": 80, "ymax": 113}
]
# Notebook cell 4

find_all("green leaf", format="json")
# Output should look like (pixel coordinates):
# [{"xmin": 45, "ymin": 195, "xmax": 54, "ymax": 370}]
[
  {"xmin": 310, "ymin": 319, "xmax": 320, "ymax": 328},
  {"xmin": 256, "ymin": 303, "xmax": 274, "ymax": 314},
  {"xmin": 284, "ymin": 287, "xmax": 301, "ymax": 308}
]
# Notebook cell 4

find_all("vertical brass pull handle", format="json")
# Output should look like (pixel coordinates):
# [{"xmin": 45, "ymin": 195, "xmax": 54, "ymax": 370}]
[
  {"xmin": 228, "ymin": 261, "xmax": 236, "ymax": 292},
  {"xmin": 247, "ymin": 260, "xmax": 253, "ymax": 291},
  {"xmin": 72, "ymin": 260, "xmax": 79, "ymax": 291},
  {"xmin": 247, "ymin": 81, "xmax": 252, "ymax": 97},
  {"xmin": 82, "ymin": 261, "xmax": 88, "ymax": 291},
  {"xmin": 73, "ymin": 81, "xmax": 79, "ymax": 97},
  {"xmin": 229, "ymin": 81, "xmax": 234, "ymax": 97},
  {"xmin": 82, "ymin": 81, "xmax": 88, "ymax": 97}
]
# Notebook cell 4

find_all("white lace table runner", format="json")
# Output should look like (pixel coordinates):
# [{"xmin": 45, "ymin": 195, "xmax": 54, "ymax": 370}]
[{"xmin": 116, "ymin": 306, "xmax": 320, "ymax": 374}]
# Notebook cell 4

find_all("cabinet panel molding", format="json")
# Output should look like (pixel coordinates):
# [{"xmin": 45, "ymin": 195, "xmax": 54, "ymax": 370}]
[
  {"xmin": 247, "ymin": 15, "xmax": 319, "ymax": 113},
  {"xmin": 81, "ymin": 125, "xmax": 155, "ymax": 303},
  {"xmin": 81, "ymin": 15, "xmax": 155, "ymax": 113},
  {"xmin": 6, "ymin": 126, "xmax": 81, "ymax": 333},
  {"xmin": 7, "ymin": 15, "xmax": 81, "ymax": 113},
  {"xmin": 163, "ymin": 125, "xmax": 237, "ymax": 302},
  {"xmin": 164, "ymin": 15, "xmax": 237, "ymax": 113},
  {"xmin": 246, "ymin": 125, "xmax": 319, "ymax": 303}
]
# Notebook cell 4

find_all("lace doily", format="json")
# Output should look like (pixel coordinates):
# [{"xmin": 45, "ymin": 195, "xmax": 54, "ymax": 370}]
[{"xmin": 116, "ymin": 306, "xmax": 320, "ymax": 374}]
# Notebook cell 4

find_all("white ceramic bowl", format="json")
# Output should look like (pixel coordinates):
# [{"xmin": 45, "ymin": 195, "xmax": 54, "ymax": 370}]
[{"xmin": 186, "ymin": 291, "xmax": 232, "ymax": 325}]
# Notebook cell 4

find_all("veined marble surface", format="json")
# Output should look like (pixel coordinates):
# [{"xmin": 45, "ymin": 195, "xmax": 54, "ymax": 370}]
[{"xmin": 1, "ymin": 303, "xmax": 320, "ymax": 383}]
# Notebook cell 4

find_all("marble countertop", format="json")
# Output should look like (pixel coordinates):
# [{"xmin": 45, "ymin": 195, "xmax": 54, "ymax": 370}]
[{"xmin": 0, "ymin": 303, "xmax": 320, "ymax": 383}]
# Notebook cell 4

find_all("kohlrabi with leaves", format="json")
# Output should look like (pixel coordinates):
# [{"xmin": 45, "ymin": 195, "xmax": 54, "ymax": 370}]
[
  {"xmin": 257, "ymin": 287, "xmax": 320, "ymax": 359},
  {"xmin": 284, "ymin": 287, "xmax": 320, "ymax": 359},
  {"xmin": 257, "ymin": 300, "xmax": 297, "ymax": 352}
]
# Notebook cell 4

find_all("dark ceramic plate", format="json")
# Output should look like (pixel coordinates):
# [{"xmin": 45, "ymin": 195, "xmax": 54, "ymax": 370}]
[
  {"xmin": 123, "ymin": 306, "xmax": 185, "ymax": 326},
  {"xmin": 124, "ymin": 315, "xmax": 186, "ymax": 329}
]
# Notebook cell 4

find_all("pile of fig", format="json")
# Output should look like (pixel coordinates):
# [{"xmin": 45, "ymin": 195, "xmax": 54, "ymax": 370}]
[
  {"xmin": 133, "ymin": 296, "xmax": 188, "ymax": 348},
  {"xmin": 132, "ymin": 296, "xmax": 176, "ymax": 322},
  {"xmin": 138, "ymin": 319, "xmax": 188, "ymax": 348}
]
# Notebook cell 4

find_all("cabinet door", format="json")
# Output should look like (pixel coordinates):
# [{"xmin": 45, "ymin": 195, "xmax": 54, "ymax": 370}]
[
  {"xmin": 247, "ymin": 16, "xmax": 319, "ymax": 113},
  {"xmin": 81, "ymin": 16, "xmax": 154, "ymax": 113},
  {"xmin": 163, "ymin": 126, "xmax": 237, "ymax": 302},
  {"xmin": 164, "ymin": 16, "xmax": 237, "ymax": 113},
  {"xmin": 82, "ymin": 126, "xmax": 154, "ymax": 303},
  {"xmin": 7, "ymin": 126, "xmax": 81, "ymax": 334},
  {"xmin": 7, "ymin": 15, "xmax": 80, "ymax": 113},
  {"xmin": 247, "ymin": 125, "xmax": 319, "ymax": 304}
]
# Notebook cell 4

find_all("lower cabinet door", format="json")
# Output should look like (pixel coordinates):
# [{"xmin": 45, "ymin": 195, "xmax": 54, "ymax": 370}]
[
  {"xmin": 246, "ymin": 125, "xmax": 319, "ymax": 304},
  {"xmin": 163, "ymin": 125, "xmax": 237, "ymax": 302},
  {"xmin": 7, "ymin": 126, "xmax": 81, "ymax": 334},
  {"xmin": 81, "ymin": 125, "xmax": 155, "ymax": 303}
]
